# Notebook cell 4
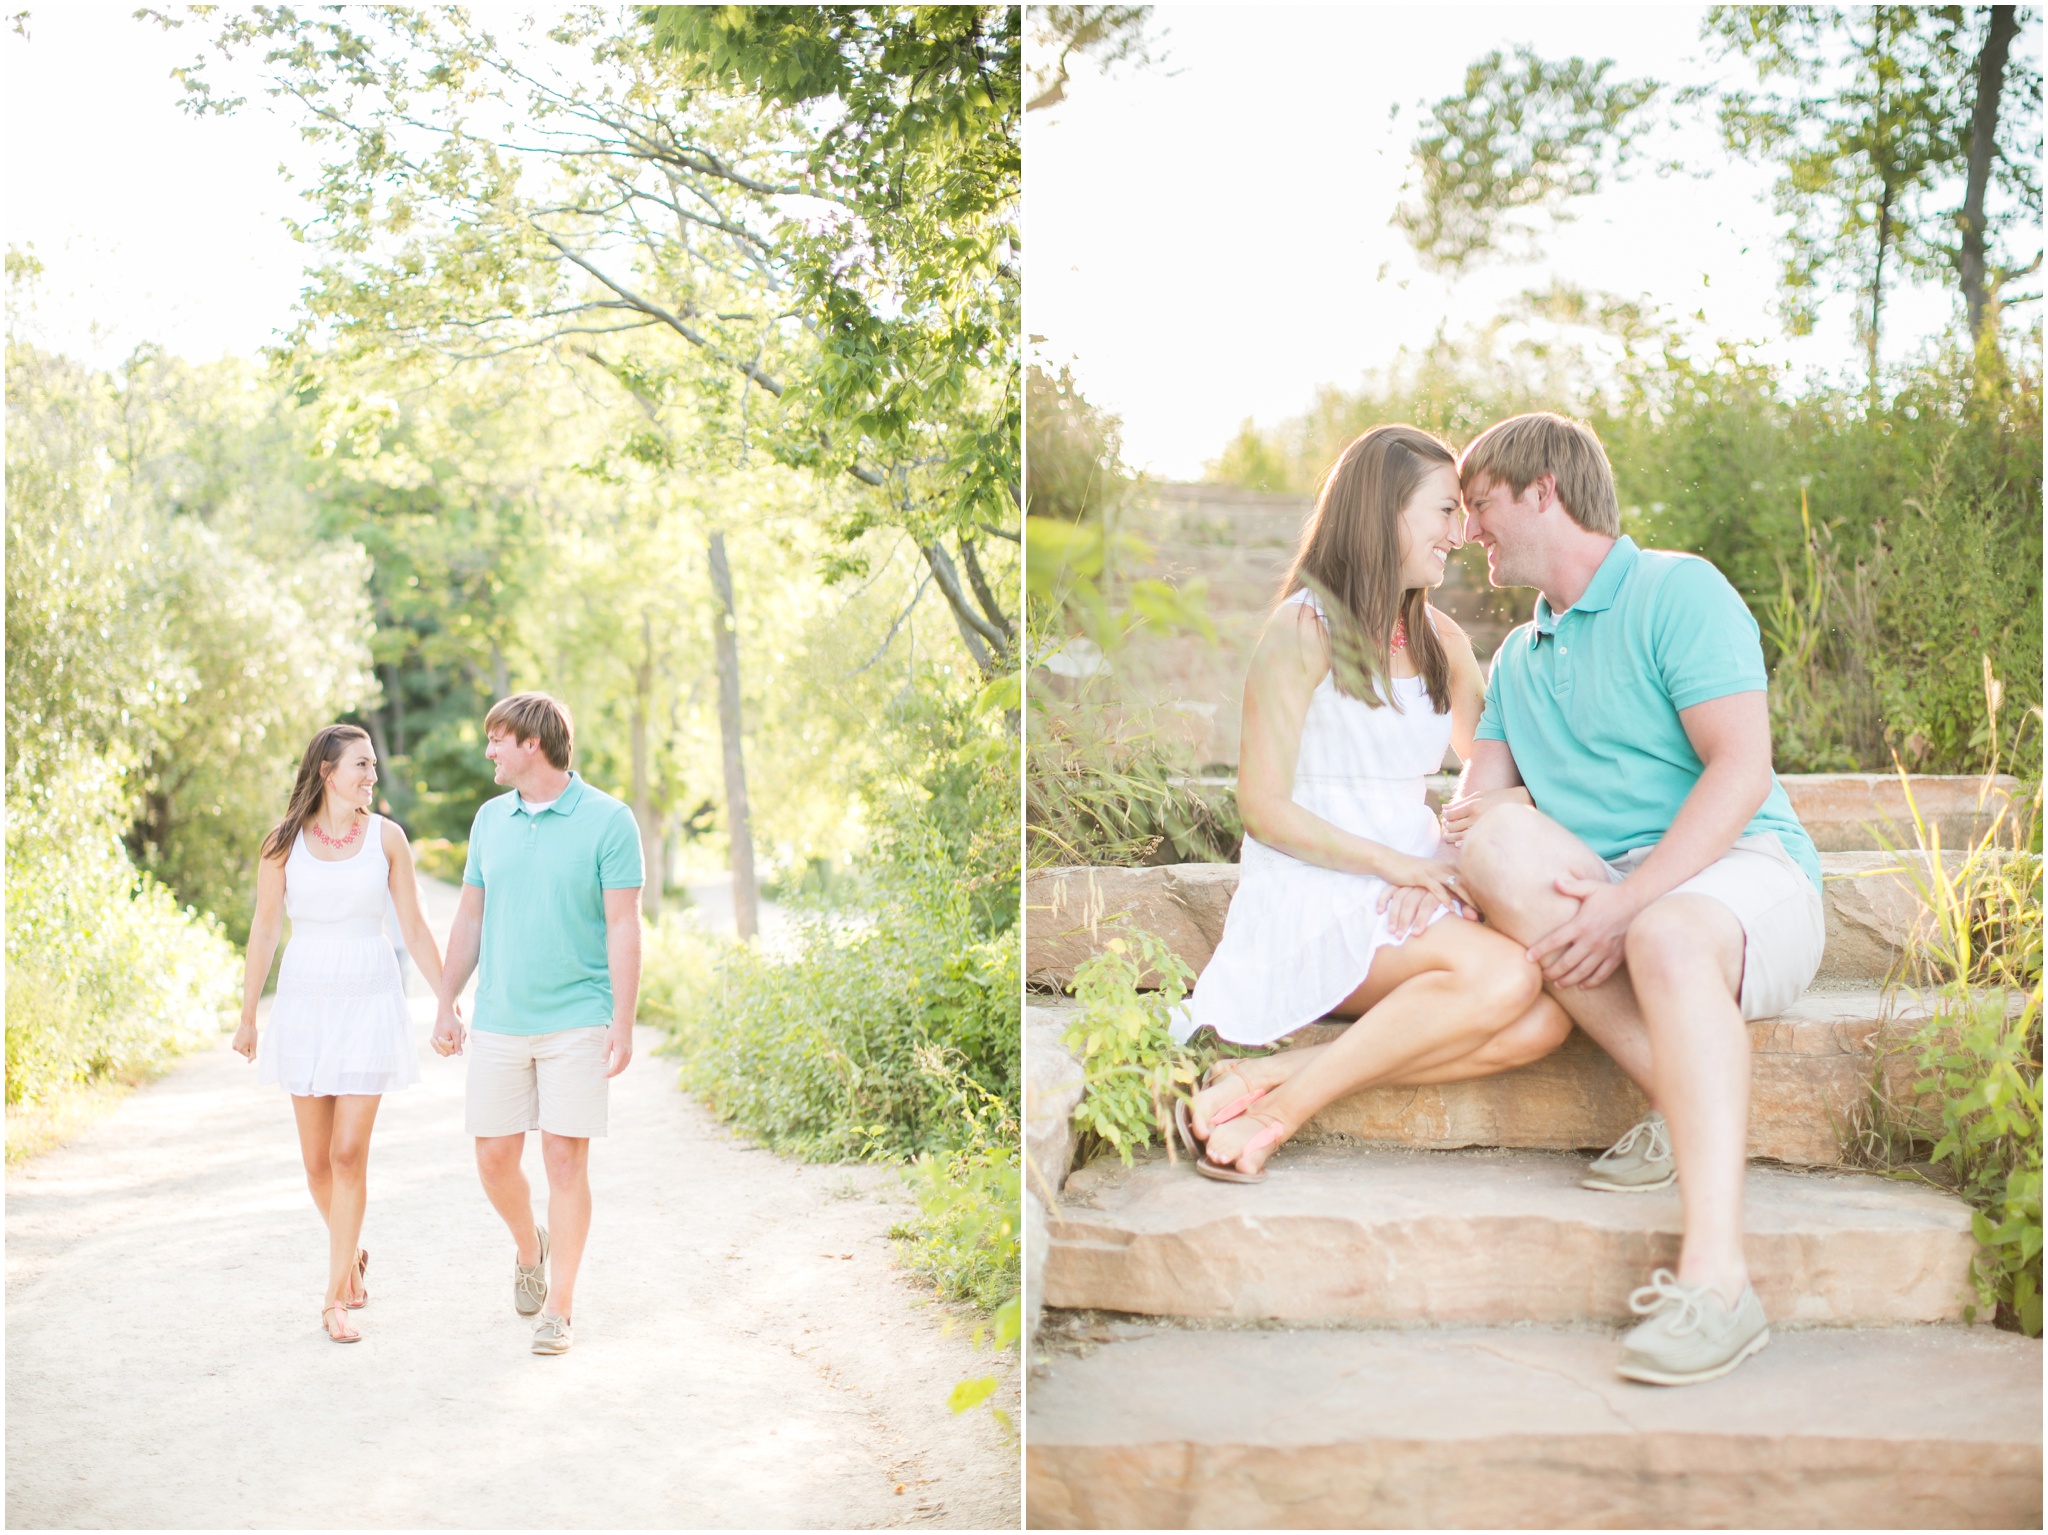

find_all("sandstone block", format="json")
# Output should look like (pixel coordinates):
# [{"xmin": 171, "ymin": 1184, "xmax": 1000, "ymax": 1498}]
[
  {"xmin": 1027, "ymin": 1323, "xmax": 2043, "ymax": 1529},
  {"xmin": 1295, "ymin": 989, "xmax": 1924, "ymax": 1166},
  {"xmin": 1024, "ymin": 864, "xmax": 1236, "ymax": 990},
  {"xmin": 1025, "ymin": 1006, "xmax": 1086, "ymax": 1200},
  {"xmin": 1044, "ymin": 1144, "xmax": 1978, "ymax": 1326},
  {"xmin": 1022, "ymin": 1190, "xmax": 1050, "ymax": 1344},
  {"xmin": 1783, "ymin": 772, "xmax": 2019, "ymax": 853}
]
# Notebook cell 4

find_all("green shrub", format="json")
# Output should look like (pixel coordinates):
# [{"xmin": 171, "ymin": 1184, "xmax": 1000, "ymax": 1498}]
[
  {"xmin": 1063, "ymin": 928, "xmax": 1214, "ymax": 1163},
  {"xmin": 5, "ymin": 754, "xmax": 240, "ymax": 1112}
]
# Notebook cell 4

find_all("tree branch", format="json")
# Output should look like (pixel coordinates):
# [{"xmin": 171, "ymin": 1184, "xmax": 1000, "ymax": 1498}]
[
  {"xmin": 922, "ymin": 540, "xmax": 1004, "ymax": 671},
  {"xmin": 958, "ymin": 537, "xmax": 1015, "ymax": 639}
]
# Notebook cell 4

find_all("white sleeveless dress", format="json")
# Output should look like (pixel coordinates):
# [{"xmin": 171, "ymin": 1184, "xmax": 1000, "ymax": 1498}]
[
  {"xmin": 1176, "ymin": 593, "xmax": 1456, "ymax": 1046},
  {"xmin": 259, "ymin": 815, "xmax": 420, "ymax": 1096}
]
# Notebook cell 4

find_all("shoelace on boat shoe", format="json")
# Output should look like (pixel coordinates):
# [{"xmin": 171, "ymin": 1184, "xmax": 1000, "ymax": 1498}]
[
  {"xmin": 1627, "ymin": 1268, "xmax": 1708, "ymax": 1335},
  {"xmin": 1604, "ymin": 1114, "xmax": 1671, "ymax": 1165}
]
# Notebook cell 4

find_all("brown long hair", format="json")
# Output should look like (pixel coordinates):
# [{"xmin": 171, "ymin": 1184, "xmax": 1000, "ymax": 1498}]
[
  {"xmin": 262, "ymin": 724, "xmax": 372, "ymax": 861},
  {"xmin": 1281, "ymin": 424, "xmax": 1456, "ymax": 714}
]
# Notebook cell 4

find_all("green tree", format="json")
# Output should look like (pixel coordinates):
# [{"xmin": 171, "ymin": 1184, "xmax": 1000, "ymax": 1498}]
[
  {"xmin": 159, "ymin": 4, "xmax": 1020, "ymax": 674},
  {"xmin": 1398, "ymin": 9, "xmax": 2043, "ymax": 373}
]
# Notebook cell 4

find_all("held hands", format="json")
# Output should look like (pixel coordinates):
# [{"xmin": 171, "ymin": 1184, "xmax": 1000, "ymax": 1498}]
[
  {"xmin": 231, "ymin": 1019, "xmax": 257, "ymax": 1062},
  {"xmin": 1440, "ymin": 785, "xmax": 1534, "ymax": 847},
  {"xmin": 1375, "ymin": 853, "xmax": 1471, "ymax": 939},
  {"xmin": 430, "ymin": 1000, "xmax": 467, "ymax": 1058},
  {"xmin": 1526, "ymin": 875, "xmax": 1638, "ymax": 990}
]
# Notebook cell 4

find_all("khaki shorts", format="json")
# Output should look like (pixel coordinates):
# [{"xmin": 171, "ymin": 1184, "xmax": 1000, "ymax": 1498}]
[
  {"xmin": 1604, "ymin": 833, "xmax": 1826, "ymax": 1021},
  {"xmin": 466, "ymin": 1026, "xmax": 610, "ymax": 1139}
]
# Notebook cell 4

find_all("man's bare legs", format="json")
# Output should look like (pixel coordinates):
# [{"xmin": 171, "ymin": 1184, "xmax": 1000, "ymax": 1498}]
[
  {"xmin": 291, "ymin": 1093, "xmax": 380, "ymax": 1336},
  {"xmin": 1458, "ymin": 803, "xmax": 1753, "ymax": 1301},
  {"xmin": 1201, "ymin": 919, "xmax": 1563, "ymax": 1174},
  {"xmin": 539, "ymin": 1133, "xmax": 592, "ymax": 1321},
  {"xmin": 473, "ymin": 1131, "xmax": 592, "ymax": 1320},
  {"xmin": 476, "ymin": 1133, "xmax": 544, "ymax": 1267}
]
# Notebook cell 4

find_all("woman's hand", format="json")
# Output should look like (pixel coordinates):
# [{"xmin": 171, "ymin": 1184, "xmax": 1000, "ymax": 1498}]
[
  {"xmin": 1441, "ymin": 785, "xmax": 1533, "ymax": 846},
  {"xmin": 1375, "ymin": 853, "xmax": 1467, "ymax": 935},
  {"xmin": 231, "ymin": 1018, "xmax": 257, "ymax": 1062}
]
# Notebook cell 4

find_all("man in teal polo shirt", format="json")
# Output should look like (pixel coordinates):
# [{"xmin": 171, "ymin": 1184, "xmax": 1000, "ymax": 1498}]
[
  {"xmin": 1442, "ymin": 413, "xmax": 1824, "ymax": 1387},
  {"xmin": 432, "ymin": 692, "xmax": 643, "ymax": 1356}
]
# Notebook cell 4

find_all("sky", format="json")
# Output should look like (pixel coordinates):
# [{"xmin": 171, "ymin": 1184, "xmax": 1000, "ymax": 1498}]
[
  {"xmin": 1028, "ymin": 4, "xmax": 1997, "ymax": 480},
  {"xmin": 4, "ymin": 6, "xmax": 318, "ymax": 367}
]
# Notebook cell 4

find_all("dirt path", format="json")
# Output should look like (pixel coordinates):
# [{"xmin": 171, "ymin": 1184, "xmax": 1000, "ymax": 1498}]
[{"xmin": 7, "ymin": 882, "xmax": 1017, "ymax": 1529}]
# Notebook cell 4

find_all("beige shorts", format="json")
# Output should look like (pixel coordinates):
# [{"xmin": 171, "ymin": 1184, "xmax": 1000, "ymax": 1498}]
[
  {"xmin": 1604, "ymin": 833, "xmax": 1826, "ymax": 1021},
  {"xmin": 466, "ymin": 1025, "xmax": 610, "ymax": 1139}
]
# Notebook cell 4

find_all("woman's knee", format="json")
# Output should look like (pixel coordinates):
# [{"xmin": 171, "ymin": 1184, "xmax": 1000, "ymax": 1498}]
[{"xmin": 328, "ymin": 1139, "xmax": 370, "ymax": 1178}]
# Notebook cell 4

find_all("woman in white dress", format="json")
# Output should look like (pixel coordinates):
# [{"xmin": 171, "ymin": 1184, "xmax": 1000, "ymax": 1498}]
[
  {"xmin": 232, "ymin": 724, "xmax": 448, "ymax": 1341},
  {"xmin": 1179, "ymin": 424, "xmax": 1572, "ymax": 1181}
]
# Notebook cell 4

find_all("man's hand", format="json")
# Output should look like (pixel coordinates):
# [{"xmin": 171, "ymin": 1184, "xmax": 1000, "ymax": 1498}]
[
  {"xmin": 603, "ymin": 1018, "xmax": 634, "ymax": 1079},
  {"xmin": 1441, "ymin": 785, "xmax": 1533, "ymax": 846},
  {"xmin": 431, "ymin": 1002, "xmax": 467, "ymax": 1058},
  {"xmin": 1526, "ymin": 875, "xmax": 1639, "ymax": 991}
]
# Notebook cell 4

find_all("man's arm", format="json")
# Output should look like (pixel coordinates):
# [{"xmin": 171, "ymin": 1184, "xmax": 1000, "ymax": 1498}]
[
  {"xmin": 1441, "ymin": 738, "xmax": 1529, "ymax": 846},
  {"xmin": 601, "ymin": 886, "xmax": 641, "ymax": 1078},
  {"xmin": 1526, "ymin": 689, "xmax": 1774, "ymax": 990},
  {"xmin": 433, "ymin": 883, "xmax": 485, "ymax": 1056}
]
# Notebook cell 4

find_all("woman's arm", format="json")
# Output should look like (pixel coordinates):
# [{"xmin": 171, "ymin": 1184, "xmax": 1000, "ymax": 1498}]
[
  {"xmin": 1238, "ymin": 601, "xmax": 1460, "ymax": 913},
  {"xmin": 383, "ymin": 820, "xmax": 446, "ymax": 1001},
  {"xmin": 1434, "ymin": 608, "xmax": 1486, "ymax": 765},
  {"xmin": 233, "ymin": 851, "xmax": 288, "ymax": 1061}
]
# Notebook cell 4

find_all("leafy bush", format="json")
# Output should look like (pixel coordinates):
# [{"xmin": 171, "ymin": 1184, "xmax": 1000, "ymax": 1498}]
[
  {"xmin": 1028, "ymin": 712, "xmax": 1241, "ymax": 869},
  {"xmin": 6, "ymin": 754, "xmax": 240, "ymax": 1114},
  {"xmin": 644, "ymin": 888, "xmax": 1017, "ymax": 1161},
  {"xmin": 1062, "ymin": 928, "xmax": 1214, "ymax": 1164},
  {"xmin": 642, "ymin": 671, "xmax": 1020, "ymax": 1326}
]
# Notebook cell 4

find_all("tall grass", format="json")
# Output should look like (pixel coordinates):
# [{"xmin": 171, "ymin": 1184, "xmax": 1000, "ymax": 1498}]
[{"xmin": 1848, "ymin": 674, "xmax": 2042, "ymax": 1333}]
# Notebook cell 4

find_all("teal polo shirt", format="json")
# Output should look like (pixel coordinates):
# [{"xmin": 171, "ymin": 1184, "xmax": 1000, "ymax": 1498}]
[
  {"xmin": 1476, "ymin": 536, "xmax": 1822, "ymax": 894},
  {"xmin": 462, "ymin": 772, "xmax": 644, "ymax": 1034}
]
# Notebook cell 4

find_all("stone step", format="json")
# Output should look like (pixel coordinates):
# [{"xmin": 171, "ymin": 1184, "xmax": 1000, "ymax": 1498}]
[
  {"xmin": 1026, "ymin": 1320, "xmax": 2043, "ymax": 1529},
  {"xmin": 1025, "ymin": 850, "xmax": 1963, "ymax": 992},
  {"xmin": 1030, "ymin": 987, "xmax": 1922, "ymax": 1170},
  {"xmin": 1044, "ymin": 1145, "xmax": 1979, "ymax": 1326}
]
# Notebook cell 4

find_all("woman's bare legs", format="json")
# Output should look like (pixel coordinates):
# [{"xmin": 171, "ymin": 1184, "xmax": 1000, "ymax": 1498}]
[
  {"xmin": 1190, "ymin": 925, "xmax": 1570, "ymax": 1136},
  {"xmin": 292, "ymin": 1093, "xmax": 382, "ymax": 1338},
  {"xmin": 1203, "ymin": 920, "xmax": 1560, "ymax": 1175}
]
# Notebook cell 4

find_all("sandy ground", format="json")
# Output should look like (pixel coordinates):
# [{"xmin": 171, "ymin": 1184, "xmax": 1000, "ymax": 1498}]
[{"xmin": 7, "ymin": 880, "xmax": 1019, "ymax": 1530}]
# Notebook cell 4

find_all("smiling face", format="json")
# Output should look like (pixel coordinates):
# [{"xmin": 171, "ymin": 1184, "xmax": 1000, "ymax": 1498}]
[
  {"xmin": 321, "ymin": 739, "xmax": 378, "ymax": 814},
  {"xmin": 1460, "ymin": 472, "xmax": 1548, "ymax": 590},
  {"xmin": 484, "ymin": 726, "xmax": 546, "ymax": 788},
  {"xmin": 1395, "ymin": 464, "xmax": 1465, "ymax": 590}
]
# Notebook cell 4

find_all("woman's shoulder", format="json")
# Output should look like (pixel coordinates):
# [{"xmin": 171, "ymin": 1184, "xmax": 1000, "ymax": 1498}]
[
  {"xmin": 379, "ymin": 814, "xmax": 409, "ymax": 854},
  {"xmin": 1253, "ymin": 593, "xmax": 1333, "ymax": 680}
]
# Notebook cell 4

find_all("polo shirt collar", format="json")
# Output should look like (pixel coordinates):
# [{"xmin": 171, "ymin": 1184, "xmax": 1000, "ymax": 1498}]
[
  {"xmin": 1531, "ymin": 536, "xmax": 1638, "ymax": 643},
  {"xmin": 514, "ymin": 771, "xmax": 586, "ymax": 818}
]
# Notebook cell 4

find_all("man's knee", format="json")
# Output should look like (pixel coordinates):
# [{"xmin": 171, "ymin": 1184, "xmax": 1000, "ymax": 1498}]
[
  {"xmin": 541, "ymin": 1134, "xmax": 588, "ymax": 1185},
  {"xmin": 475, "ymin": 1134, "xmax": 524, "ymax": 1179},
  {"xmin": 1459, "ymin": 803, "xmax": 1563, "ymax": 911},
  {"xmin": 1624, "ymin": 897, "xmax": 1743, "ymax": 997}
]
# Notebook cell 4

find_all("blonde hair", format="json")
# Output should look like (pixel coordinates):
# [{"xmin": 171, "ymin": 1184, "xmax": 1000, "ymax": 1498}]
[
  {"xmin": 1281, "ymin": 423, "xmax": 1455, "ymax": 714},
  {"xmin": 484, "ymin": 692, "xmax": 574, "ymax": 769},
  {"xmin": 1458, "ymin": 411, "xmax": 1620, "ymax": 536}
]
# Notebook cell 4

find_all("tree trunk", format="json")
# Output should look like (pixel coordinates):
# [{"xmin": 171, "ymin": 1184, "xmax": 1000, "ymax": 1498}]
[
  {"xmin": 707, "ymin": 532, "xmax": 759, "ymax": 941},
  {"xmin": 1868, "ymin": 176, "xmax": 1893, "ymax": 398},
  {"xmin": 489, "ymin": 641, "xmax": 510, "ymax": 700},
  {"xmin": 630, "ymin": 610, "xmax": 662, "ymax": 921},
  {"xmin": 1961, "ymin": 6, "xmax": 2018, "ymax": 345}
]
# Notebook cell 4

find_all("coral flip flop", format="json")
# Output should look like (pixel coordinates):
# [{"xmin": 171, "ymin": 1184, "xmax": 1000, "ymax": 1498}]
[
  {"xmin": 1174, "ymin": 1098, "xmax": 1204, "ymax": 1160},
  {"xmin": 1194, "ymin": 1117, "xmax": 1284, "ymax": 1185}
]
